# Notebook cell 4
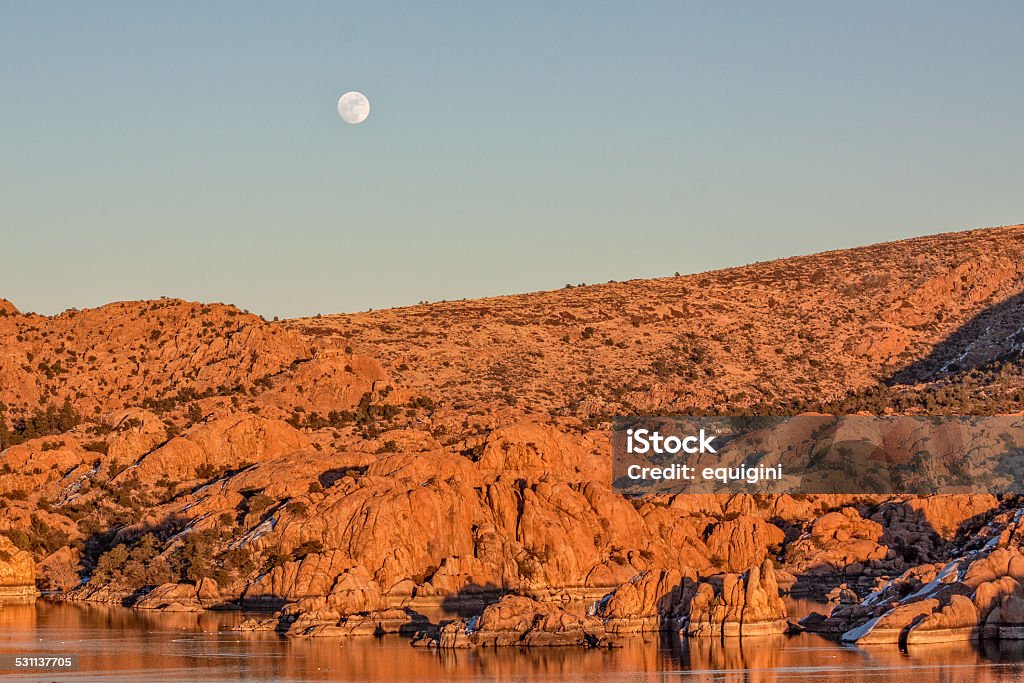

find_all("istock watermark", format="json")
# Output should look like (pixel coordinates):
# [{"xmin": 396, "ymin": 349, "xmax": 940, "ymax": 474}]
[{"xmin": 612, "ymin": 415, "xmax": 1024, "ymax": 495}]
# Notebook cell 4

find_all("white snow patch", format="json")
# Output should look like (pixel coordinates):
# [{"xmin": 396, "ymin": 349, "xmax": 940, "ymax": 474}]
[
  {"xmin": 903, "ymin": 559, "xmax": 962, "ymax": 603},
  {"xmin": 588, "ymin": 592, "xmax": 612, "ymax": 617},
  {"xmin": 841, "ymin": 615, "xmax": 882, "ymax": 643},
  {"xmin": 862, "ymin": 579, "xmax": 894, "ymax": 607},
  {"xmin": 235, "ymin": 517, "xmax": 277, "ymax": 548}
]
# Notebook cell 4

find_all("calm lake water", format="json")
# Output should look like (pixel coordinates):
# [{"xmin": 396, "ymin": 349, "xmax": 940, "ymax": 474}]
[{"xmin": 3, "ymin": 599, "xmax": 1024, "ymax": 682}]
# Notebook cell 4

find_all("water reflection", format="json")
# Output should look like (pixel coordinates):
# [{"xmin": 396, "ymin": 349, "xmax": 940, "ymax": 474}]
[{"xmin": 2, "ymin": 601, "xmax": 1024, "ymax": 681}]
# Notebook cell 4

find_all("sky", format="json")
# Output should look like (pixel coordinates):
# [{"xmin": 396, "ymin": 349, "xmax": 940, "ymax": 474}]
[{"xmin": 2, "ymin": 1, "xmax": 1023, "ymax": 319}]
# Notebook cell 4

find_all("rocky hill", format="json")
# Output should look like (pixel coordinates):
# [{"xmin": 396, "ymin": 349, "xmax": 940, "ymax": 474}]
[
  {"xmin": 297, "ymin": 224, "xmax": 1024, "ymax": 418},
  {"xmin": 2, "ymin": 224, "xmax": 1024, "ymax": 645}
]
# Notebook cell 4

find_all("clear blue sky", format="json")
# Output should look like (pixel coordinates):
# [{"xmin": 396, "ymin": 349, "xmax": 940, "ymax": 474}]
[{"xmin": 3, "ymin": 2, "xmax": 1023, "ymax": 318}]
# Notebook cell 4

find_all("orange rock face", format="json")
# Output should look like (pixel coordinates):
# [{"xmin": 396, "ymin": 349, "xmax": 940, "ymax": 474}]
[
  {"xmin": 4, "ymin": 225, "xmax": 1024, "ymax": 647},
  {"xmin": 0, "ymin": 300, "xmax": 315, "ymax": 417},
  {"xmin": 115, "ymin": 414, "xmax": 309, "ymax": 485},
  {"xmin": 785, "ymin": 507, "xmax": 901, "ymax": 579},
  {"xmin": 429, "ymin": 595, "xmax": 611, "ymax": 648},
  {"xmin": 593, "ymin": 567, "xmax": 698, "ymax": 633},
  {"xmin": 133, "ymin": 583, "xmax": 205, "ymax": 612},
  {"xmin": 828, "ymin": 544, "xmax": 1024, "ymax": 647},
  {"xmin": 686, "ymin": 560, "xmax": 788, "ymax": 637},
  {"xmin": 705, "ymin": 515, "xmax": 785, "ymax": 572},
  {"xmin": 0, "ymin": 534, "xmax": 36, "ymax": 597}
]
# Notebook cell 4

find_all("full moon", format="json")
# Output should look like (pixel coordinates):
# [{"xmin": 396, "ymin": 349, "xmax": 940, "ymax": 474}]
[{"xmin": 337, "ymin": 91, "xmax": 370, "ymax": 124}]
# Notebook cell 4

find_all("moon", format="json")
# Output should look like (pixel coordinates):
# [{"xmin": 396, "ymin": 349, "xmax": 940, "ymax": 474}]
[{"xmin": 337, "ymin": 91, "xmax": 370, "ymax": 124}]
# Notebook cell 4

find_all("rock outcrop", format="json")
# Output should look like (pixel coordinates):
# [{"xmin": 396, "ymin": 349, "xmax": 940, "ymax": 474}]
[
  {"xmin": 0, "ymin": 534, "xmax": 37, "ymax": 599},
  {"xmin": 271, "ymin": 565, "xmax": 431, "ymax": 637},
  {"xmin": 808, "ymin": 546, "xmax": 1024, "ymax": 646},
  {"xmin": 590, "ymin": 568, "xmax": 696, "ymax": 633},
  {"xmin": 286, "ymin": 608, "xmax": 428, "ymax": 638},
  {"xmin": 116, "ymin": 415, "xmax": 309, "ymax": 485},
  {"xmin": 133, "ymin": 583, "xmax": 206, "ymax": 612},
  {"xmin": 784, "ymin": 507, "xmax": 901, "ymax": 583},
  {"xmin": 0, "ymin": 300, "xmax": 313, "ymax": 417},
  {"xmin": 414, "ymin": 595, "xmax": 612, "ymax": 649},
  {"xmin": 132, "ymin": 579, "xmax": 222, "ymax": 612},
  {"xmin": 5, "ymin": 226, "xmax": 1024, "ymax": 648},
  {"xmin": 686, "ymin": 561, "xmax": 788, "ymax": 637},
  {"xmin": 705, "ymin": 515, "xmax": 785, "ymax": 572}
]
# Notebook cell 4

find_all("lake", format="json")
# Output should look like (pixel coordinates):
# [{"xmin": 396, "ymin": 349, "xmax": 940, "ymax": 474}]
[{"xmin": 3, "ymin": 599, "xmax": 1024, "ymax": 682}]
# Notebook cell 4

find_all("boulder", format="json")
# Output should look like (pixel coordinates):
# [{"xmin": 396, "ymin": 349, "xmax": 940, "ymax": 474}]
[
  {"xmin": 133, "ymin": 583, "xmax": 204, "ymax": 612},
  {"xmin": 287, "ymin": 608, "xmax": 428, "ymax": 638},
  {"xmin": 964, "ymin": 547, "xmax": 1024, "ymax": 588},
  {"xmin": 232, "ymin": 617, "xmax": 280, "ymax": 632},
  {"xmin": 903, "ymin": 593, "xmax": 979, "ymax": 644},
  {"xmin": 591, "ymin": 567, "xmax": 697, "ymax": 633},
  {"xmin": 835, "ymin": 547, "xmax": 1024, "ymax": 646},
  {"xmin": 278, "ymin": 565, "xmax": 387, "ymax": 623},
  {"xmin": 843, "ymin": 598, "xmax": 939, "ymax": 645},
  {"xmin": 103, "ymin": 409, "xmax": 171, "ymax": 467},
  {"xmin": 705, "ymin": 515, "xmax": 785, "ymax": 573},
  {"xmin": 476, "ymin": 422, "xmax": 608, "ymax": 482},
  {"xmin": 416, "ymin": 595, "xmax": 611, "ymax": 648},
  {"xmin": 686, "ymin": 560, "xmax": 787, "ymax": 637},
  {"xmin": 826, "ymin": 583, "xmax": 859, "ymax": 605},
  {"xmin": 785, "ymin": 507, "xmax": 897, "ymax": 579},
  {"xmin": 999, "ymin": 594, "xmax": 1024, "ymax": 639}
]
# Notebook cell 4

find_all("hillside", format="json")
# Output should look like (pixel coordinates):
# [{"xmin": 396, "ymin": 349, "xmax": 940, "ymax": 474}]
[
  {"xmin": 2, "ymin": 224, "xmax": 1024, "ymax": 641},
  {"xmin": 298, "ymin": 224, "xmax": 1024, "ymax": 417}
]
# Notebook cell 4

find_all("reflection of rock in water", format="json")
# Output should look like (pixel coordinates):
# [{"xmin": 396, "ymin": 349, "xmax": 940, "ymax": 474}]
[
  {"xmin": 9, "ymin": 601, "xmax": 1024, "ymax": 681},
  {"xmin": 860, "ymin": 638, "xmax": 987, "ymax": 671},
  {"xmin": 683, "ymin": 633, "xmax": 787, "ymax": 672},
  {"xmin": 0, "ymin": 600, "xmax": 38, "ymax": 628},
  {"xmin": 981, "ymin": 637, "xmax": 1024, "ymax": 663}
]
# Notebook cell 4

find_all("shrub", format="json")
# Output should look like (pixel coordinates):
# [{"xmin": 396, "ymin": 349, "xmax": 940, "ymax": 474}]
[
  {"xmin": 246, "ymin": 493, "xmax": 275, "ymax": 516},
  {"xmin": 0, "ymin": 398, "xmax": 81, "ymax": 450},
  {"xmin": 195, "ymin": 463, "xmax": 219, "ymax": 480},
  {"xmin": 82, "ymin": 441, "xmax": 109, "ymax": 455}
]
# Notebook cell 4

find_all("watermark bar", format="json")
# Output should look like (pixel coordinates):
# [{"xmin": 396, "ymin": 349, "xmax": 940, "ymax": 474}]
[
  {"xmin": 0, "ymin": 654, "xmax": 80, "ymax": 671},
  {"xmin": 612, "ymin": 416, "xmax": 1024, "ymax": 495}
]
